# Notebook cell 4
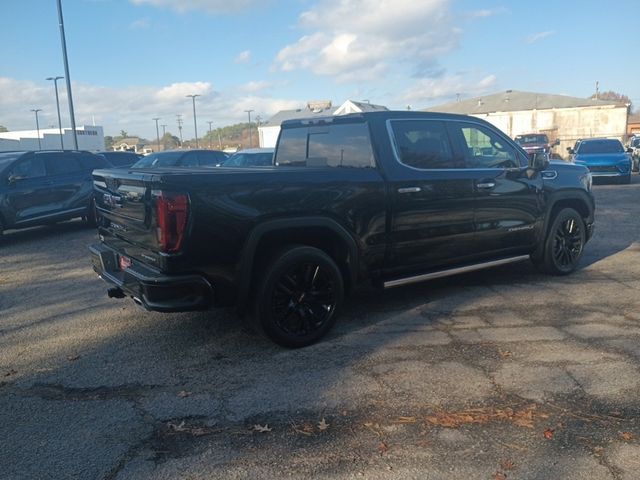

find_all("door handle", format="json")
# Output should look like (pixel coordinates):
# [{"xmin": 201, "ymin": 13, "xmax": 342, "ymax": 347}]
[
  {"xmin": 397, "ymin": 187, "xmax": 422, "ymax": 194},
  {"xmin": 475, "ymin": 181, "xmax": 495, "ymax": 190}
]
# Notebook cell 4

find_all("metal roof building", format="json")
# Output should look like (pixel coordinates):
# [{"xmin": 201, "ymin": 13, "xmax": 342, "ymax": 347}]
[{"xmin": 426, "ymin": 90, "xmax": 630, "ymax": 157}]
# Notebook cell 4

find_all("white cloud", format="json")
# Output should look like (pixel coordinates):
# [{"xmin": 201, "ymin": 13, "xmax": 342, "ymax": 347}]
[
  {"xmin": 129, "ymin": 17, "xmax": 150, "ymax": 29},
  {"xmin": 525, "ymin": 30, "xmax": 555, "ymax": 44},
  {"xmin": 273, "ymin": 0, "xmax": 460, "ymax": 82},
  {"xmin": 237, "ymin": 80, "xmax": 275, "ymax": 93},
  {"xmin": 463, "ymin": 7, "xmax": 508, "ymax": 18},
  {"xmin": 130, "ymin": 0, "xmax": 260, "ymax": 13},
  {"xmin": 0, "ymin": 77, "xmax": 301, "ymax": 138},
  {"xmin": 401, "ymin": 73, "xmax": 497, "ymax": 105},
  {"xmin": 234, "ymin": 50, "xmax": 252, "ymax": 64},
  {"xmin": 155, "ymin": 81, "xmax": 213, "ymax": 102}
]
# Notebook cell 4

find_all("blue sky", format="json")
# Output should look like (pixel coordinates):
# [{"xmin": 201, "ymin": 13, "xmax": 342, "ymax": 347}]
[{"xmin": 1, "ymin": 0, "xmax": 638, "ymax": 138}]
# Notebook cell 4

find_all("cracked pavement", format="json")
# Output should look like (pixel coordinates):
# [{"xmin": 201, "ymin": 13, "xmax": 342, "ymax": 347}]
[{"xmin": 1, "ymin": 179, "xmax": 640, "ymax": 479}]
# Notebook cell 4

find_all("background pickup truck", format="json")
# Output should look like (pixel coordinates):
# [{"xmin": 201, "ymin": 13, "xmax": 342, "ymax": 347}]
[{"xmin": 90, "ymin": 111, "xmax": 595, "ymax": 347}]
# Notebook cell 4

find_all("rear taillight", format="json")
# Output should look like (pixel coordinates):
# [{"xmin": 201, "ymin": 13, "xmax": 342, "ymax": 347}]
[{"xmin": 156, "ymin": 192, "xmax": 189, "ymax": 253}]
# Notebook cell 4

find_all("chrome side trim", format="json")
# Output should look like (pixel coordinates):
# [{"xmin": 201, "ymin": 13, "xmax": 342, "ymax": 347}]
[{"xmin": 383, "ymin": 255, "xmax": 530, "ymax": 288}]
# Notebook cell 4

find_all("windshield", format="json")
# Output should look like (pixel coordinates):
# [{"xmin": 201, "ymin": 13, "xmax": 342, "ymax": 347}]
[
  {"xmin": 632, "ymin": 138, "xmax": 640, "ymax": 147},
  {"xmin": 132, "ymin": 151, "xmax": 184, "ymax": 168},
  {"xmin": 577, "ymin": 140, "xmax": 624, "ymax": 154},
  {"xmin": 515, "ymin": 134, "xmax": 548, "ymax": 144},
  {"xmin": 223, "ymin": 152, "xmax": 274, "ymax": 167}
]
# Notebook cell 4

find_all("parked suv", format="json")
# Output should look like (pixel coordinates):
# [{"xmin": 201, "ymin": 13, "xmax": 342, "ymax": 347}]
[{"xmin": 0, "ymin": 150, "xmax": 110, "ymax": 237}]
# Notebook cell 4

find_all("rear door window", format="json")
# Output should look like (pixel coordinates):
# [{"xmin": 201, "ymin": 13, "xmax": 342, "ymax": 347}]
[
  {"xmin": 44, "ymin": 153, "xmax": 82, "ymax": 175},
  {"xmin": 198, "ymin": 151, "xmax": 227, "ymax": 166},
  {"xmin": 389, "ymin": 120, "xmax": 461, "ymax": 169}
]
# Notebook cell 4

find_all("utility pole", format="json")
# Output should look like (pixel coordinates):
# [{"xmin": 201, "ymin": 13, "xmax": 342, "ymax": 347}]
[
  {"xmin": 176, "ymin": 114, "xmax": 183, "ymax": 147},
  {"xmin": 255, "ymin": 115, "xmax": 262, "ymax": 148},
  {"xmin": 31, "ymin": 109, "xmax": 42, "ymax": 150},
  {"xmin": 207, "ymin": 121, "xmax": 213, "ymax": 149},
  {"xmin": 161, "ymin": 124, "xmax": 167, "ymax": 149},
  {"xmin": 244, "ymin": 109, "xmax": 254, "ymax": 148},
  {"xmin": 186, "ymin": 94, "xmax": 201, "ymax": 148},
  {"xmin": 46, "ymin": 76, "xmax": 64, "ymax": 149},
  {"xmin": 153, "ymin": 117, "xmax": 161, "ymax": 152},
  {"xmin": 595, "ymin": 80, "xmax": 600, "ymax": 100},
  {"xmin": 56, "ymin": 0, "xmax": 78, "ymax": 149},
  {"xmin": 217, "ymin": 128, "xmax": 222, "ymax": 150}
]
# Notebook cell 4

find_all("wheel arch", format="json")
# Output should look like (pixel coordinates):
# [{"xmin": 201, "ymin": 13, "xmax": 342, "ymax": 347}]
[{"xmin": 236, "ymin": 216, "xmax": 359, "ymax": 314}]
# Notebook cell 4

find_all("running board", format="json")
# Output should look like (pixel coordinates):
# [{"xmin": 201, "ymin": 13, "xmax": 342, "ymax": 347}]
[{"xmin": 383, "ymin": 255, "xmax": 530, "ymax": 289}]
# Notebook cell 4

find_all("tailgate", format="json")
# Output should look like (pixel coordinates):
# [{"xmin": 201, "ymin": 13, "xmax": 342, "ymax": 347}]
[{"xmin": 92, "ymin": 169, "xmax": 158, "ymax": 251}]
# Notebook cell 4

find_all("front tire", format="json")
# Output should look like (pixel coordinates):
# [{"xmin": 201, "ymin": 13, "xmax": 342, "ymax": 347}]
[
  {"xmin": 252, "ymin": 246, "xmax": 344, "ymax": 348},
  {"xmin": 532, "ymin": 208, "xmax": 585, "ymax": 275},
  {"xmin": 620, "ymin": 174, "xmax": 631, "ymax": 184}
]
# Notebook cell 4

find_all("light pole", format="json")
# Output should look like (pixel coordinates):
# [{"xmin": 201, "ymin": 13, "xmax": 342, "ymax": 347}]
[
  {"xmin": 46, "ymin": 76, "xmax": 64, "ymax": 149},
  {"xmin": 186, "ymin": 94, "xmax": 200, "ymax": 148},
  {"xmin": 176, "ymin": 114, "xmax": 183, "ymax": 148},
  {"xmin": 31, "ymin": 109, "xmax": 42, "ymax": 150},
  {"xmin": 55, "ymin": 0, "xmax": 78, "ymax": 150},
  {"xmin": 207, "ymin": 121, "xmax": 213, "ymax": 149},
  {"xmin": 153, "ymin": 117, "xmax": 161, "ymax": 152},
  {"xmin": 244, "ymin": 109, "xmax": 254, "ymax": 148}
]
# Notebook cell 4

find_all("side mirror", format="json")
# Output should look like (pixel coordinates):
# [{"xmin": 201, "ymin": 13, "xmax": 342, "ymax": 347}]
[
  {"xmin": 567, "ymin": 147, "xmax": 574, "ymax": 154},
  {"xmin": 627, "ymin": 148, "xmax": 634, "ymax": 153},
  {"xmin": 529, "ymin": 152, "xmax": 549, "ymax": 171},
  {"xmin": 553, "ymin": 139, "xmax": 561, "ymax": 147}
]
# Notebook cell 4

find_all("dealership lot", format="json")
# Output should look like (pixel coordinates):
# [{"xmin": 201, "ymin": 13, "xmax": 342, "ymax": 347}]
[{"xmin": 1, "ymin": 180, "xmax": 640, "ymax": 479}]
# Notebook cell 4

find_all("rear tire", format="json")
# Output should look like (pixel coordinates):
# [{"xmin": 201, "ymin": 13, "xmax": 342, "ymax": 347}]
[
  {"xmin": 86, "ymin": 197, "xmax": 98, "ymax": 227},
  {"xmin": 532, "ymin": 208, "xmax": 585, "ymax": 275},
  {"xmin": 252, "ymin": 245, "xmax": 344, "ymax": 348}
]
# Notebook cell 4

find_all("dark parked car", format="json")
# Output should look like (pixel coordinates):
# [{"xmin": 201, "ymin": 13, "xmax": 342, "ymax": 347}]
[
  {"xmin": 221, "ymin": 148, "xmax": 274, "ymax": 167},
  {"xmin": 97, "ymin": 151, "xmax": 142, "ymax": 168},
  {"xmin": 569, "ymin": 138, "xmax": 632, "ymax": 183},
  {"xmin": 0, "ymin": 150, "xmax": 110, "ymax": 237},
  {"xmin": 90, "ymin": 111, "xmax": 595, "ymax": 347},
  {"xmin": 627, "ymin": 137, "xmax": 640, "ymax": 172},
  {"xmin": 132, "ymin": 149, "xmax": 228, "ymax": 168}
]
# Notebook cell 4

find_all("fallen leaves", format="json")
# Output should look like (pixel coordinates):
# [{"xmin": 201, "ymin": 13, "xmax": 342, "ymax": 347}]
[
  {"xmin": 318, "ymin": 418, "xmax": 330, "ymax": 431},
  {"xmin": 499, "ymin": 350, "xmax": 513, "ymax": 359},
  {"xmin": 492, "ymin": 472, "xmax": 507, "ymax": 480},
  {"xmin": 378, "ymin": 441, "xmax": 389, "ymax": 455},
  {"xmin": 66, "ymin": 355, "xmax": 80, "ymax": 362},
  {"xmin": 543, "ymin": 428, "xmax": 554, "ymax": 440},
  {"xmin": 500, "ymin": 459, "xmax": 515, "ymax": 471},
  {"xmin": 425, "ymin": 405, "xmax": 546, "ymax": 429},
  {"xmin": 252, "ymin": 424, "xmax": 272, "ymax": 433},
  {"xmin": 3, "ymin": 369, "xmax": 17, "ymax": 377},
  {"xmin": 620, "ymin": 431, "xmax": 636, "ymax": 442},
  {"xmin": 177, "ymin": 390, "xmax": 191, "ymax": 398},
  {"xmin": 166, "ymin": 421, "xmax": 219, "ymax": 437}
]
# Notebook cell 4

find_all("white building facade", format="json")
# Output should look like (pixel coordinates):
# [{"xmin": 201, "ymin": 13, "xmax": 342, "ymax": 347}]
[{"xmin": 0, "ymin": 125, "xmax": 105, "ymax": 152}]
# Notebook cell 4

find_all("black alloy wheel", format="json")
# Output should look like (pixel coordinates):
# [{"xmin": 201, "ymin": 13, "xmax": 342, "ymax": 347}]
[
  {"xmin": 533, "ymin": 208, "xmax": 585, "ymax": 275},
  {"xmin": 254, "ymin": 246, "xmax": 344, "ymax": 348}
]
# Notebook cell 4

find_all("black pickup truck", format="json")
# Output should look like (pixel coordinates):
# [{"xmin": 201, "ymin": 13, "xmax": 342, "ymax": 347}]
[{"xmin": 90, "ymin": 111, "xmax": 595, "ymax": 347}]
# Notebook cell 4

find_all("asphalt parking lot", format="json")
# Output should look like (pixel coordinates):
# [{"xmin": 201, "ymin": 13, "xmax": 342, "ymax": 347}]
[{"xmin": 1, "ymin": 177, "xmax": 640, "ymax": 480}]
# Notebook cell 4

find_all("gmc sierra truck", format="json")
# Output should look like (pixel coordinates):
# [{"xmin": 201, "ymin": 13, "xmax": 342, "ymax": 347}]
[{"xmin": 90, "ymin": 111, "xmax": 595, "ymax": 347}]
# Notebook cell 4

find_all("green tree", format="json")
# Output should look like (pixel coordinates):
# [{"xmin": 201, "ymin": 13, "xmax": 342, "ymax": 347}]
[
  {"xmin": 119, "ymin": 129, "xmax": 128, "ymax": 138},
  {"xmin": 104, "ymin": 135, "xmax": 114, "ymax": 150},
  {"xmin": 0, "ymin": 125, "xmax": 8, "ymax": 132}
]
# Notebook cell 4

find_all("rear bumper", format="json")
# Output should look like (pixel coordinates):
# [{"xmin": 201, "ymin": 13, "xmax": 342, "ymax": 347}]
[{"xmin": 89, "ymin": 243, "xmax": 213, "ymax": 312}]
